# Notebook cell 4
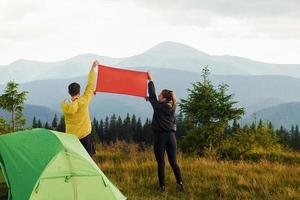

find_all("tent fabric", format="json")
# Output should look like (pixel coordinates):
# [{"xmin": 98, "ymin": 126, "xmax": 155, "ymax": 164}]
[
  {"xmin": 96, "ymin": 65, "xmax": 148, "ymax": 97},
  {"xmin": 0, "ymin": 129, "xmax": 126, "ymax": 200},
  {"xmin": 0, "ymin": 129, "xmax": 64, "ymax": 200}
]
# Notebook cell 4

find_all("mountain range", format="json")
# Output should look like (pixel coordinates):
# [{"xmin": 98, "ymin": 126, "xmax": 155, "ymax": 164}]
[
  {"xmin": 0, "ymin": 104, "xmax": 60, "ymax": 126},
  {"xmin": 1, "ymin": 41, "xmax": 300, "ymax": 84},
  {"xmin": 1, "ymin": 41, "xmax": 300, "ymax": 128},
  {"xmin": 244, "ymin": 102, "xmax": 300, "ymax": 128}
]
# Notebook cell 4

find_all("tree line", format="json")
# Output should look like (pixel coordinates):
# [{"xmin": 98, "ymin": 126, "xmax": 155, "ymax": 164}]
[
  {"xmin": 32, "ymin": 112, "xmax": 188, "ymax": 145},
  {"xmin": 277, "ymin": 124, "xmax": 300, "ymax": 150},
  {"xmin": 32, "ymin": 112, "xmax": 300, "ymax": 152}
]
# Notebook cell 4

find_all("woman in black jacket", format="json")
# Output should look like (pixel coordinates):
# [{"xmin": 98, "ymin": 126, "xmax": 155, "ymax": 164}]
[{"xmin": 146, "ymin": 73, "xmax": 184, "ymax": 192}]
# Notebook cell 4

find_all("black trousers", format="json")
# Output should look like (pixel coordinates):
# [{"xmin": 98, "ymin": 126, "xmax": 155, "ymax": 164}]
[
  {"xmin": 0, "ymin": 196, "xmax": 8, "ymax": 200},
  {"xmin": 80, "ymin": 134, "xmax": 93, "ymax": 156},
  {"xmin": 154, "ymin": 132, "xmax": 183, "ymax": 187}
]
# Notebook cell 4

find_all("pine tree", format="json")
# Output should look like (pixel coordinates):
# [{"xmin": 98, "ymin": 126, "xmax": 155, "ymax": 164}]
[
  {"xmin": 268, "ymin": 121, "xmax": 273, "ymax": 130},
  {"xmin": 44, "ymin": 122, "xmax": 50, "ymax": 129},
  {"xmin": 103, "ymin": 116, "xmax": 110, "ymax": 142},
  {"xmin": 0, "ymin": 81, "xmax": 28, "ymax": 131},
  {"xmin": 291, "ymin": 124, "xmax": 299, "ymax": 150},
  {"xmin": 32, "ymin": 116, "xmax": 38, "ymax": 128},
  {"xmin": 290, "ymin": 125, "xmax": 295, "ymax": 148},
  {"xmin": 232, "ymin": 119, "xmax": 240, "ymax": 134},
  {"xmin": 135, "ymin": 117, "xmax": 143, "ymax": 143},
  {"xmin": 116, "ymin": 116, "xmax": 123, "ymax": 140},
  {"xmin": 143, "ymin": 119, "xmax": 153, "ymax": 144},
  {"xmin": 97, "ymin": 119, "xmax": 104, "ymax": 141},
  {"xmin": 250, "ymin": 121, "xmax": 256, "ymax": 131},
  {"xmin": 176, "ymin": 113, "xmax": 189, "ymax": 140},
  {"xmin": 179, "ymin": 66, "xmax": 245, "ymax": 152},
  {"xmin": 91, "ymin": 117, "xmax": 99, "ymax": 143},
  {"xmin": 283, "ymin": 127, "xmax": 290, "ymax": 147},
  {"xmin": 37, "ymin": 120, "xmax": 42, "ymax": 128},
  {"xmin": 92, "ymin": 118, "xmax": 99, "ymax": 134},
  {"xmin": 51, "ymin": 114, "xmax": 58, "ymax": 130},
  {"xmin": 109, "ymin": 114, "xmax": 117, "ymax": 142},
  {"xmin": 123, "ymin": 113, "xmax": 131, "ymax": 142},
  {"xmin": 243, "ymin": 124, "xmax": 249, "ymax": 131},
  {"xmin": 57, "ymin": 116, "xmax": 65, "ymax": 132},
  {"xmin": 279, "ymin": 125, "xmax": 284, "ymax": 137},
  {"xmin": 295, "ymin": 125, "xmax": 300, "ymax": 150},
  {"xmin": 131, "ymin": 114, "xmax": 137, "ymax": 141},
  {"xmin": 258, "ymin": 119, "xmax": 263, "ymax": 129},
  {"xmin": 180, "ymin": 66, "xmax": 244, "ymax": 127}
]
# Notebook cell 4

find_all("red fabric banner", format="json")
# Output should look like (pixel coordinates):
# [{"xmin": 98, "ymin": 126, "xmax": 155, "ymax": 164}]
[{"xmin": 96, "ymin": 65, "xmax": 148, "ymax": 97}]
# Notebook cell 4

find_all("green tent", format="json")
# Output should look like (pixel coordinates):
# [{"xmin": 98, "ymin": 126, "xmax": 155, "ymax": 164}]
[{"xmin": 0, "ymin": 128, "xmax": 126, "ymax": 200}]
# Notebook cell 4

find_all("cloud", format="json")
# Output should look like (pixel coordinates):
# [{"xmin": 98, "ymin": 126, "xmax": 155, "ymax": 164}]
[
  {"xmin": 0, "ymin": 0, "xmax": 48, "ymax": 43},
  {"xmin": 0, "ymin": 0, "xmax": 299, "ymax": 64},
  {"xmin": 133, "ymin": 0, "xmax": 300, "ymax": 39},
  {"xmin": 0, "ymin": 23, "xmax": 49, "ymax": 41},
  {"xmin": 245, "ymin": 17, "xmax": 300, "ymax": 39},
  {"xmin": 0, "ymin": 0, "xmax": 43, "ymax": 21},
  {"xmin": 135, "ymin": 0, "xmax": 300, "ymax": 18}
]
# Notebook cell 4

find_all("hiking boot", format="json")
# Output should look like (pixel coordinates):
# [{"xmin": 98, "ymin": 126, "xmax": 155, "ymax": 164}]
[
  {"xmin": 159, "ymin": 186, "xmax": 166, "ymax": 192},
  {"xmin": 177, "ymin": 182, "xmax": 185, "ymax": 192}
]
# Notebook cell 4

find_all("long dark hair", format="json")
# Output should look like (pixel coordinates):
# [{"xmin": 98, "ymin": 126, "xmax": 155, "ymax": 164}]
[{"xmin": 161, "ymin": 89, "xmax": 176, "ymax": 111}]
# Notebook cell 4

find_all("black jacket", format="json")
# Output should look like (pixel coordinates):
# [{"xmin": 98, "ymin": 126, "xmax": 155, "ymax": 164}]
[{"xmin": 148, "ymin": 81, "xmax": 176, "ymax": 133}]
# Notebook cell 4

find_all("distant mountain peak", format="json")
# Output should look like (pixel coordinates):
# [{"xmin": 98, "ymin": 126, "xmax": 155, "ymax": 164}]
[
  {"xmin": 1, "ymin": 41, "xmax": 300, "ymax": 85},
  {"xmin": 144, "ymin": 41, "xmax": 209, "ymax": 57},
  {"xmin": 7, "ymin": 53, "xmax": 106, "ymax": 66},
  {"xmin": 9, "ymin": 59, "xmax": 39, "ymax": 65}
]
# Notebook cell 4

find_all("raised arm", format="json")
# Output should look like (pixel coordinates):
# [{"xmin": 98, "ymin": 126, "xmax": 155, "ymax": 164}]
[
  {"xmin": 148, "ymin": 81, "xmax": 157, "ymax": 100},
  {"xmin": 147, "ymin": 73, "xmax": 160, "ymax": 109},
  {"xmin": 82, "ymin": 60, "xmax": 98, "ymax": 102}
]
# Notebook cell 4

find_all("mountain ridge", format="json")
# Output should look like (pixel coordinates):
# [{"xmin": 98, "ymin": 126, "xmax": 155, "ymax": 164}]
[
  {"xmin": 2, "ymin": 67, "xmax": 300, "ymax": 127},
  {"xmin": 1, "ymin": 41, "xmax": 300, "ymax": 84}
]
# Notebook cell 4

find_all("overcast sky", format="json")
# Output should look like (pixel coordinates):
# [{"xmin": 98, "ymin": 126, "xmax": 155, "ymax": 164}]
[{"xmin": 0, "ymin": 0, "xmax": 299, "ymax": 65}]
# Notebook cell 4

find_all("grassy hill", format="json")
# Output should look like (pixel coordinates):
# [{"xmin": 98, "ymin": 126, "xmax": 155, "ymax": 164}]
[{"xmin": 93, "ymin": 142, "xmax": 300, "ymax": 200}]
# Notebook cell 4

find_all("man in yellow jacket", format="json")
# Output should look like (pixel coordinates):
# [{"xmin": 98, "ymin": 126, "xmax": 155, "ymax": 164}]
[{"xmin": 61, "ymin": 60, "xmax": 98, "ymax": 155}]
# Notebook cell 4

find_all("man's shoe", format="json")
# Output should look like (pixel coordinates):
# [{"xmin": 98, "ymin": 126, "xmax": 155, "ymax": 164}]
[{"xmin": 177, "ymin": 182, "xmax": 185, "ymax": 192}]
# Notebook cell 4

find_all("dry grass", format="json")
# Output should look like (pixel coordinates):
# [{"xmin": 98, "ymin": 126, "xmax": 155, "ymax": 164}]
[
  {"xmin": 1, "ymin": 142, "xmax": 300, "ymax": 199},
  {"xmin": 94, "ymin": 142, "xmax": 300, "ymax": 200}
]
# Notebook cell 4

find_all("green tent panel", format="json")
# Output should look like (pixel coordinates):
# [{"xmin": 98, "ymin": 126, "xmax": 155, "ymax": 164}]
[{"xmin": 0, "ymin": 128, "xmax": 126, "ymax": 200}]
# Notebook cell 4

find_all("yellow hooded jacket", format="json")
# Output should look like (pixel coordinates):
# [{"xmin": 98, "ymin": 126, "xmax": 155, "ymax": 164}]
[{"xmin": 61, "ymin": 70, "xmax": 96, "ymax": 139}]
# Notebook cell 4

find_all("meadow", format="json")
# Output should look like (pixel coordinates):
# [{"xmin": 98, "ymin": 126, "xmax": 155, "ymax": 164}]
[
  {"xmin": 95, "ymin": 142, "xmax": 300, "ymax": 200},
  {"xmin": 1, "ymin": 142, "xmax": 300, "ymax": 200}
]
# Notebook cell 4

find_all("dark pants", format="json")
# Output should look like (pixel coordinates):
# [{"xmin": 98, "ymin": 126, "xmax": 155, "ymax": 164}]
[
  {"xmin": 80, "ymin": 134, "xmax": 93, "ymax": 156},
  {"xmin": 154, "ymin": 132, "xmax": 183, "ymax": 187}
]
